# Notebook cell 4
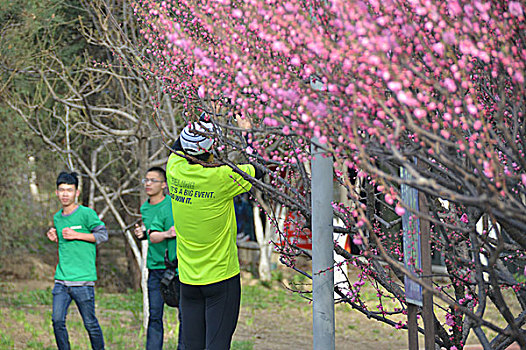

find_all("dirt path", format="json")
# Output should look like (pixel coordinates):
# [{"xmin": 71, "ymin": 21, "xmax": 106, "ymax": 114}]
[{"xmin": 233, "ymin": 300, "xmax": 410, "ymax": 350}]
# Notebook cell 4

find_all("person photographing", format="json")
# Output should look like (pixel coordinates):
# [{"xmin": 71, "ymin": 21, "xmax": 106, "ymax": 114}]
[{"xmin": 166, "ymin": 116, "xmax": 263, "ymax": 350}]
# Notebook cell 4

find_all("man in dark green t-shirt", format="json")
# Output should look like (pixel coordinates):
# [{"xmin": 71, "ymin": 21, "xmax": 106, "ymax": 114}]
[
  {"xmin": 46, "ymin": 171, "xmax": 108, "ymax": 350},
  {"xmin": 134, "ymin": 166, "xmax": 181, "ymax": 349}
]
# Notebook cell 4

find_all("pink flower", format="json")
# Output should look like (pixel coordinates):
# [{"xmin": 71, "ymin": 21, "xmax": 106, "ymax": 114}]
[
  {"xmin": 353, "ymin": 234, "xmax": 363, "ymax": 245},
  {"xmin": 443, "ymin": 30, "xmax": 456, "ymax": 45},
  {"xmin": 397, "ymin": 91, "xmax": 409, "ymax": 104},
  {"xmin": 473, "ymin": 120, "xmax": 482, "ymax": 130},
  {"xmin": 448, "ymin": 1, "xmax": 462, "ymax": 16},
  {"xmin": 344, "ymin": 84, "xmax": 354, "ymax": 95},
  {"xmin": 414, "ymin": 108, "xmax": 427, "ymax": 119},
  {"xmin": 385, "ymin": 194, "xmax": 394, "ymax": 205},
  {"xmin": 272, "ymin": 41, "xmax": 288, "ymax": 54},
  {"xmin": 197, "ymin": 85, "xmax": 205, "ymax": 99},
  {"xmin": 168, "ymin": 33, "xmax": 179, "ymax": 43},
  {"xmin": 395, "ymin": 205, "xmax": 406, "ymax": 216},
  {"xmin": 263, "ymin": 117, "xmax": 278, "ymax": 126},
  {"xmin": 483, "ymin": 161, "xmax": 494, "ymax": 178},
  {"xmin": 445, "ymin": 312, "xmax": 455, "ymax": 326},
  {"xmin": 444, "ymin": 78, "xmax": 457, "ymax": 93},
  {"xmin": 432, "ymin": 42, "xmax": 445, "ymax": 56},
  {"xmin": 460, "ymin": 213, "xmax": 469, "ymax": 223},
  {"xmin": 290, "ymin": 56, "xmax": 301, "ymax": 67},
  {"xmin": 513, "ymin": 72, "xmax": 525, "ymax": 84},
  {"xmin": 521, "ymin": 174, "xmax": 526, "ymax": 186},
  {"xmin": 388, "ymin": 81, "xmax": 402, "ymax": 92},
  {"xmin": 509, "ymin": 2, "xmax": 524, "ymax": 17}
]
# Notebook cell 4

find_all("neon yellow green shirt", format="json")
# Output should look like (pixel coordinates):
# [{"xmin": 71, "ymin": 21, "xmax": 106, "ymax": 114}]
[{"xmin": 166, "ymin": 152, "xmax": 255, "ymax": 285}]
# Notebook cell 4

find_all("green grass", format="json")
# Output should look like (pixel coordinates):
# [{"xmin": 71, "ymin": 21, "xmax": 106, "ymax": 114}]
[
  {"xmin": 0, "ymin": 281, "xmax": 295, "ymax": 349},
  {"xmin": 232, "ymin": 340, "xmax": 254, "ymax": 350},
  {"xmin": 241, "ymin": 282, "xmax": 304, "ymax": 309},
  {"xmin": 97, "ymin": 288, "xmax": 143, "ymax": 311},
  {"xmin": 0, "ymin": 287, "xmax": 52, "ymax": 307},
  {"xmin": 0, "ymin": 335, "xmax": 14, "ymax": 348}
]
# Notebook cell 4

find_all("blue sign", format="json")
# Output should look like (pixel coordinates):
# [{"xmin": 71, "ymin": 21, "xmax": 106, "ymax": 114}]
[{"xmin": 400, "ymin": 167, "xmax": 423, "ymax": 306}]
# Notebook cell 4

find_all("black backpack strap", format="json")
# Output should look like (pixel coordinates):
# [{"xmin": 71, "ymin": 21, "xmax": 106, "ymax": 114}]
[{"xmin": 164, "ymin": 249, "xmax": 178, "ymax": 270}]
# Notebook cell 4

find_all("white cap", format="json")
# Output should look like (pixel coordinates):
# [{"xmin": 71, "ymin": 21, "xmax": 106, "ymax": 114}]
[{"xmin": 179, "ymin": 121, "xmax": 217, "ymax": 155}]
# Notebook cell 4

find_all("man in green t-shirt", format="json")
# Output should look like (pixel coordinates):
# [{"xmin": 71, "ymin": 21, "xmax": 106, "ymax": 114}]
[
  {"xmin": 46, "ymin": 171, "xmax": 108, "ymax": 350},
  {"xmin": 166, "ymin": 116, "xmax": 263, "ymax": 349},
  {"xmin": 134, "ymin": 166, "xmax": 181, "ymax": 349}
]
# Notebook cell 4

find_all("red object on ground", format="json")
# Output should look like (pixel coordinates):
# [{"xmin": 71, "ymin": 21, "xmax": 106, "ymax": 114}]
[{"xmin": 281, "ymin": 211, "xmax": 312, "ymax": 250}]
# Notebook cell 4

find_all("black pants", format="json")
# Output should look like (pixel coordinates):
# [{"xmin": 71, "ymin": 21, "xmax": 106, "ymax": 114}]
[{"xmin": 180, "ymin": 274, "xmax": 241, "ymax": 350}]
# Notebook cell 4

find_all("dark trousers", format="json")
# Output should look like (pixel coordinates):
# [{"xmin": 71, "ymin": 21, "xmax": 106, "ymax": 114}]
[{"xmin": 180, "ymin": 274, "xmax": 241, "ymax": 350}]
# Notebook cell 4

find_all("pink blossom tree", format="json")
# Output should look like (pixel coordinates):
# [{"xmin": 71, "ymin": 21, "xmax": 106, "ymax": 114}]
[{"xmin": 131, "ymin": 0, "xmax": 525, "ymax": 348}]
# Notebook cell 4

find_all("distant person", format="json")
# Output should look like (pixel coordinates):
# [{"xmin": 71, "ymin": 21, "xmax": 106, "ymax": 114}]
[
  {"xmin": 134, "ymin": 166, "xmax": 182, "ymax": 349},
  {"xmin": 166, "ymin": 116, "xmax": 263, "ymax": 349},
  {"xmin": 46, "ymin": 171, "xmax": 108, "ymax": 350},
  {"xmin": 234, "ymin": 193, "xmax": 255, "ymax": 242}
]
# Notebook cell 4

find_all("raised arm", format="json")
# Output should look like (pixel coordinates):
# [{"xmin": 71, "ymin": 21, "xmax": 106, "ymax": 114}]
[{"xmin": 149, "ymin": 226, "xmax": 176, "ymax": 243}]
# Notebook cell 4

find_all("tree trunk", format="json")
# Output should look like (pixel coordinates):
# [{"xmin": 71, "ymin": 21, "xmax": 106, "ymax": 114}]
[
  {"xmin": 254, "ymin": 203, "xmax": 286, "ymax": 281},
  {"xmin": 141, "ymin": 240, "xmax": 149, "ymax": 330},
  {"xmin": 138, "ymin": 136, "xmax": 150, "ymax": 329},
  {"xmin": 253, "ymin": 205, "xmax": 271, "ymax": 281}
]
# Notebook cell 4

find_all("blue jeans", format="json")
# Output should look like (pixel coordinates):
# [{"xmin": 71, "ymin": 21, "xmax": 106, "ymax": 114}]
[
  {"xmin": 147, "ymin": 269, "xmax": 184, "ymax": 349},
  {"xmin": 51, "ymin": 283, "xmax": 104, "ymax": 350},
  {"xmin": 147, "ymin": 269, "xmax": 165, "ymax": 350}
]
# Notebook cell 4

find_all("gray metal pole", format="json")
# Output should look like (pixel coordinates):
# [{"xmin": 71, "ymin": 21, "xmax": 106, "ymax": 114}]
[{"xmin": 311, "ymin": 140, "xmax": 335, "ymax": 350}]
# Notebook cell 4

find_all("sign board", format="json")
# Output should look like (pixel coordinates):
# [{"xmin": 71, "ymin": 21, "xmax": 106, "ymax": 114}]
[{"xmin": 400, "ymin": 167, "xmax": 423, "ymax": 306}]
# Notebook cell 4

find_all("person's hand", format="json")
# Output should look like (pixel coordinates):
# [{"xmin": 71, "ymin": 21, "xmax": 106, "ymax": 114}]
[
  {"xmin": 62, "ymin": 227, "xmax": 78, "ymax": 240},
  {"xmin": 166, "ymin": 226, "xmax": 176, "ymax": 239},
  {"xmin": 47, "ymin": 227, "xmax": 58, "ymax": 242},
  {"xmin": 134, "ymin": 223, "xmax": 145, "ymax": 240},
  {"xmin": 149, "ymin": 227, "xmax": 175, "ymax": 243}
]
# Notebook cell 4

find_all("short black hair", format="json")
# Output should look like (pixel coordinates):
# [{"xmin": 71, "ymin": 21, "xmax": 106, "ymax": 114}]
[
  {"xmin": 193, "ymin": 152, "xmax": 213, "ymax": 162},
  {"xmin": 147, "ymin": 166, "xmax": 166, "ymax": 182},
  {"xmin": 56, "ymin": 171, "xmax": 79, "ymax": 189}
]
